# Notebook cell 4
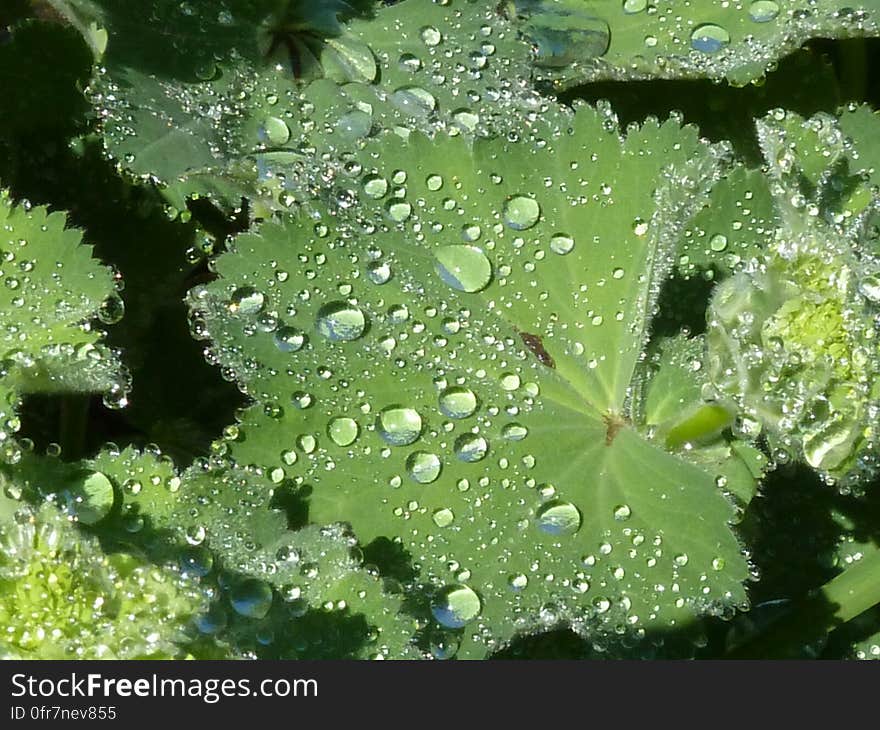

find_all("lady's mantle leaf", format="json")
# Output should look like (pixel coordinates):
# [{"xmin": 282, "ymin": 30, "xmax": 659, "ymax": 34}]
[
  {"xmin": 0, "ymin": 190, "xmax": 127, "ymax": 465},
  {"xmin": 189, "ymin": 105, "xmax": 752, "ymax": 658}
]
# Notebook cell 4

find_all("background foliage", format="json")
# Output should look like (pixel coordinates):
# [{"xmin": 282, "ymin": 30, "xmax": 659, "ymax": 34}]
[{"xmin": 1, "ymin": 0, "xmax": 879, "ymax": 659}]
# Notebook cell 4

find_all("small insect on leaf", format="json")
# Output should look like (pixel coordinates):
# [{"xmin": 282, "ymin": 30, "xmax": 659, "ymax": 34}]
[{"xmin": 518, "ymin": 330, "xmax": 555, "ymax": 368}]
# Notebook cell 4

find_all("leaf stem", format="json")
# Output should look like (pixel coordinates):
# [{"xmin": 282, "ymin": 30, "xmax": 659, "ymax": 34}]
[{"xmin": 728, "ymin": 549, "xmax": 880, "ymax": 658}]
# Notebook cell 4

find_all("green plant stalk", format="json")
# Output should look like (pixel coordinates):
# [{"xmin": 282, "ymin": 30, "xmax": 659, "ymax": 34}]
[{"xmin": 729, "ymin": 548, "xmax": 880, "ymax": 658}]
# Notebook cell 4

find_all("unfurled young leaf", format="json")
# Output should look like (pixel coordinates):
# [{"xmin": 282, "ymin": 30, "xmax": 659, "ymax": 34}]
[{"xmin": 706, "ymin": 110, "xmax": 880, "ymax": 488}]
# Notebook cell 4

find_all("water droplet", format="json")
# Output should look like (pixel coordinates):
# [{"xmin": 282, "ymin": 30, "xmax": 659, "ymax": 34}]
[
  {"xmin": 261, "ymin": 116, "xmax": 290, "ymax": 146},
  {"xmin": 435, "ymin": 245, "xmax": 493, "ymax": 293},
  {"xmin": 328, "ymin": 417, "xmax": 359, "ymax": 447},
  {"xmin": 508, "ymin": 573, "xmax": 529, "ymax": 591},
  {"xmin": 709, "ymin": 233, "xmax": 728, "ymax": 252},
  {"xmin": 229, "ymin": 580, "xmax": 273, "ymax": 619},
  {"xmin": 406, "ymin": 451, "xmax": 442, "ymax": 483},
  {"xmin": 391, "ymin": 86, "xmax": 437, "ymax": 117},
  {"xmin": 378, "ymin": 406, "xmax": 423, "ymax": 446},
  {"xmin": 386, "ymin": 200, "xmax": 412, "ymax": 223},
  {"xmin": 363, "ymin": 174, "xmax": 388, "ymax": 199},
  {"xmin": 622, "ymin": 0, "xmax": 647, "ymax": 13},
  {"xmin": 502, "ymin": 423, "xmax": 528, "ymax": 441},
  {"xmin": 503, "ymin": 195, "xmax": 541, "ymax": 231},
  {"xmin": 274, "ymin": 326, "xmax": 307, "ymax": 352},
  {"xmin": 432, "ymin": 507, "xmax": 454, "ymax": 527},
  {"xmin": 420, "ymin": 26, "xmax": 442, "ymax": 47},
  {"xmin": 613, "ymin": 504, "xmax": 632, "ymax": 521},
  {"xmin": 431, "ymin": 584, "xmax": 481, "ymax": 628},
  {"xmin": 632, "ymin": 217, "xmax": 649, "ymax": 236},
  {"xmin": 367, "ymin": 261, "xmax": 392, "ymax": 285},
  {"xmin": 316, "ymin": 302, "xmax": 366, "ymax": 342},
  {"xmin": 229, "ymin": 287, "xmax": 265, "ymax": 316},
  {"xmin": 454, "ymin": 433, "xmax": 488, "ymax": 462},
  {"xmin": 549, "ymin": 233, "xmax": 575, "ymax": 255},
  {"xmin": 749, "ymin": 0, "xmax": 780, "ymax": 22},
  {"xmin": 535, "ymin": 499, "xmax": 582, "ymax": 535},
  {"xmin": 690, "ymin": 24, "xmax": 731, "ymax": 54},
  {"xmin": 859, "ymin": 274, "xmax": 880, "ymax": 302},
  {"xmin": 438, "ymin": 386, "xmax": 478, "ymax": 419}
]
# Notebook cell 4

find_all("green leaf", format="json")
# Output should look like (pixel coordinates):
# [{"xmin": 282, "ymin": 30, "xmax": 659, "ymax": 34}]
[
  {"xmin": 676, "ymin": 165, "xmax": 777, "ymax": 279},
  {"xmin": 0, "ymin": 190, "xmax": 127, "ymax": 465},
  {"xmin": 85, "ymin": 446, "xmax": 420, "ymax": 658},
  {"xmin": 509, "ymin": 0, "xmax": 880, "ymax": 88},
  {"xmin": 189, "ymin": 105, "xmax": 755, "ymax": 658},
  {"xmin": 89, "ymin": 0, "xmax": 536, "ymax": 212}
]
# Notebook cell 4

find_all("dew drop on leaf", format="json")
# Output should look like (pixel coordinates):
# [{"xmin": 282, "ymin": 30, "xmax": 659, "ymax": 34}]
[
  {"xmin": 229, "ymin": 287, "xmax": 265, "ymax": 316},
  {"xmin": 549, "ymin": 233, "xmax": 575, "ymax": 255},
  {"xmin": 434, "ymin": 245, "xmax": 493, "ymax": 293},
  {"xmin": 406, "ymin": 451, "xmax": 442, "ymax": 483},
  {"xmin": 377, "ymin": 406, "xmax": 423, "ymax": 446},
  {"xmin": 690, "ymin": 24, "xmax": 731, "ymax": 54},
  {"xmin": 535, "ymin": 499, "xmax": 582, "ymax": 536},
  {"xmin": 431, "ymin": 584, "xmax": 481, "ymax": 629},
  {"xmin": 503, "ymin": 195, "xmax": 541, "ymax": 230},
  {"xmin": 749, "ymin": 0, "xmax": 780, "ymax": 23},
  {"xmin": 328, "ymin": 417, "xmax": 359, "ymax": 447},
  {"xmin": 274, "ymin": 326, "xmax": 307, "ymax": 352},
  {"xmin": 438, "ymin": 386, "xmax": 478, "ymax": 419},
  {"xmin": 229, "ymin": 579, "xmax": 274, "ymax": 619},
  {"xmin": 315, "ymin": 302, "xmax": 367, "ymax": 342},
  {"xmin": 454, "ymin": 433, "xmax": 488, "ymax": 462}
]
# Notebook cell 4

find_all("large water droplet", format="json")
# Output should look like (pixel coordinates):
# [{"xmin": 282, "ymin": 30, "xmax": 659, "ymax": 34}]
[
  {"xmin": 535, "ymin": 499, "xmax": 582, "ymax": 535},
  {"xmin": 431, "ymin": 584, "xmax": 481, "ymax": 628},
  {"xmin": 503, "ymin": 195, "xmax": 541, "ymax": 230},
  {"xmin": 406, "ymin": 451, "xmax": 442, "ymax": 483},
  {"xmin": 316, "ymin": 301, "xmax": 366, "ymax": 342},
  {"xmin": 438, "ymin": 386, "xmax": 478, "ymax": 419},
  {"xmin": 378, "ymin": 406, "xmax": 423, "ymax": 446},
  {"xmin": 435, "ymin": 245, "xmax": 492, "ymax": 293},
  {"xmin": 690, "ymin": 24, "xmax": 731, "ymax": 53}
]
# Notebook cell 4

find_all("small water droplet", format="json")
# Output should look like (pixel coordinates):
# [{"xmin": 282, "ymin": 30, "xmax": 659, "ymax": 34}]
[
  {"xmin": 261, "ymin": 116, "xmax": 291, "ymax": 146},
  {"xmin": 229, "ymin": 579, "xmax": 273, "ymax": 619},
  {"xmin": 274, "ymin": 326, "xmax": 307, "ymax": 352},
  {"xmin": 229, "ymin": 287, "xmax": 265, "ymax": 316}
]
